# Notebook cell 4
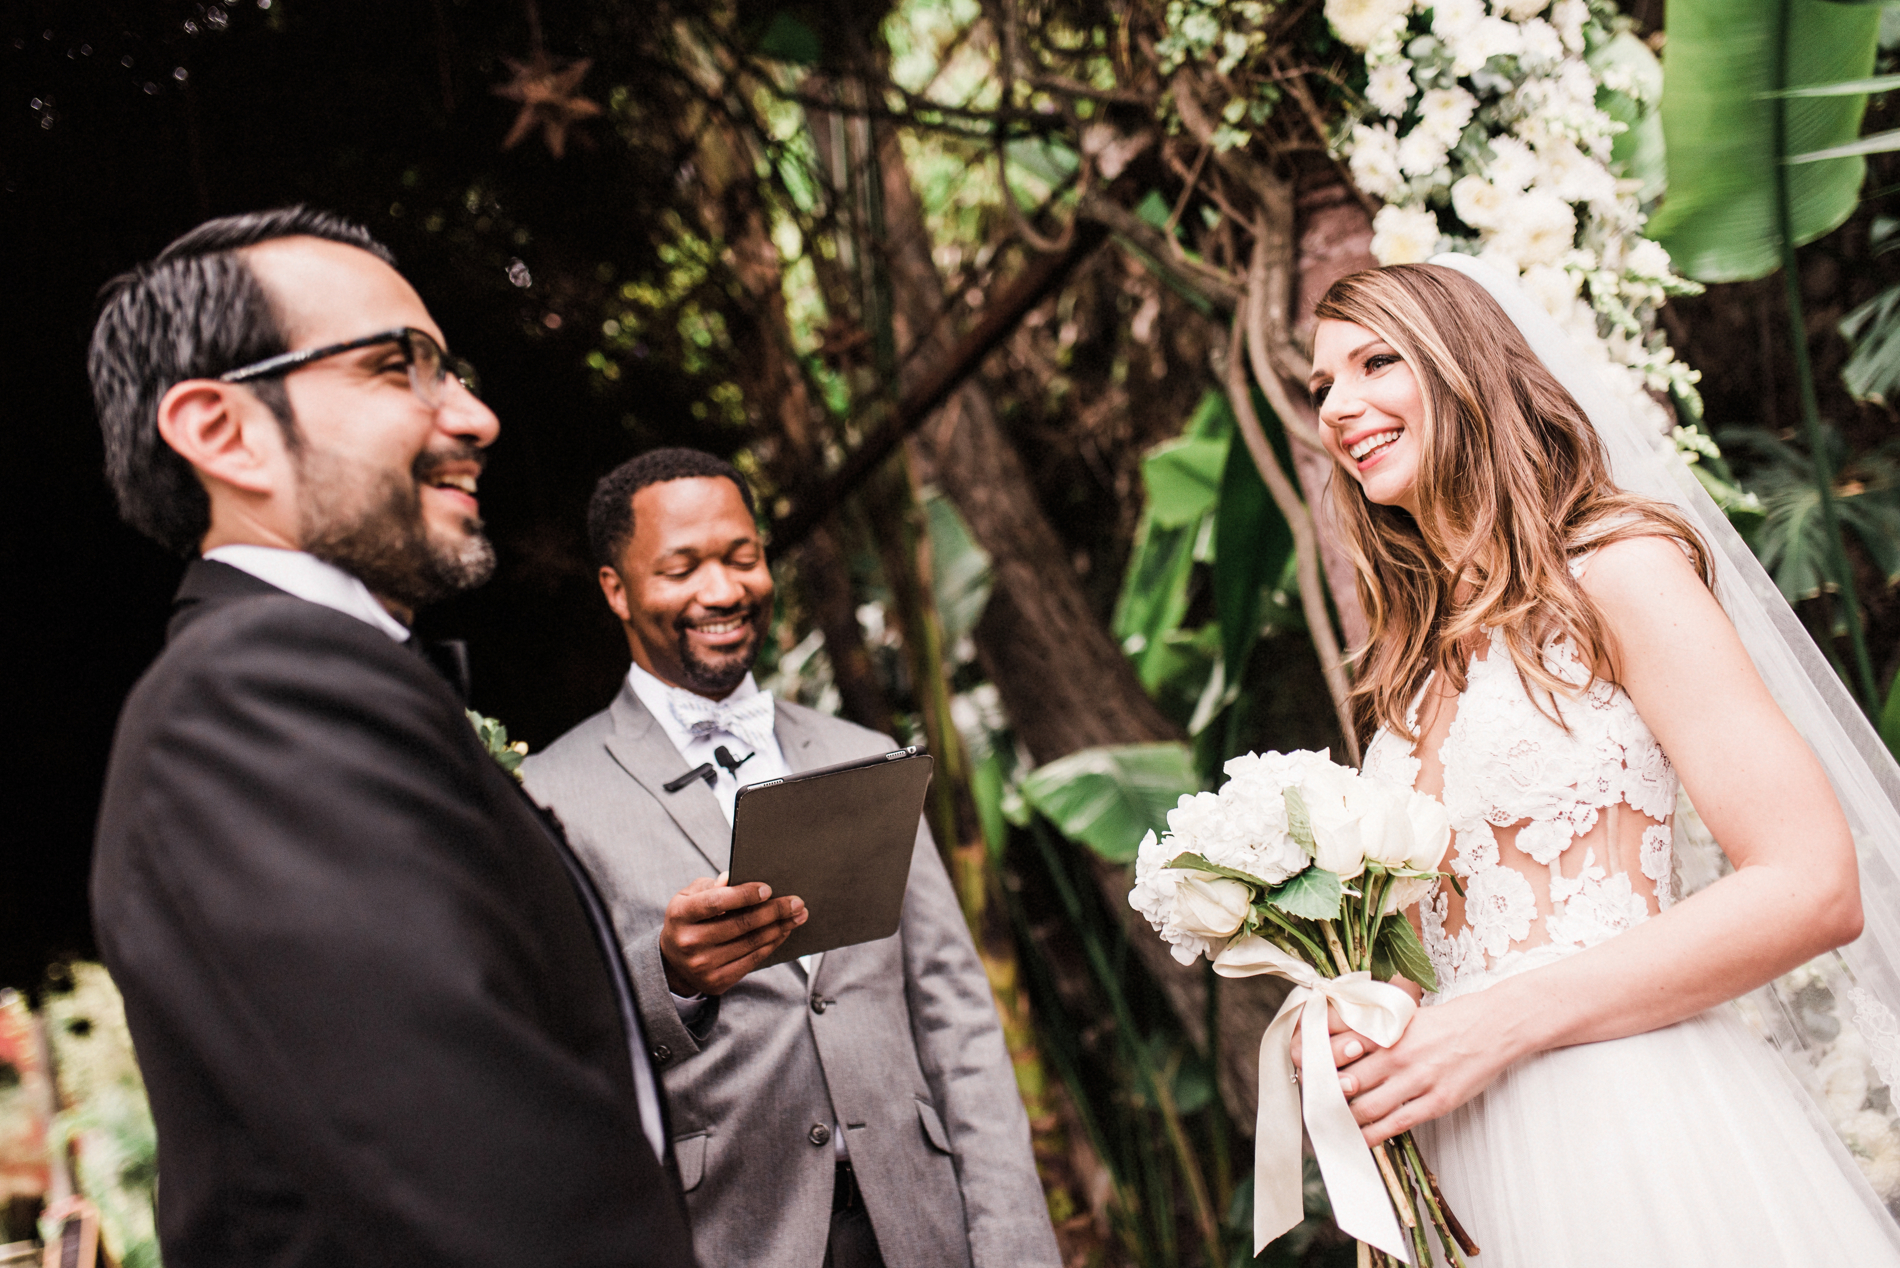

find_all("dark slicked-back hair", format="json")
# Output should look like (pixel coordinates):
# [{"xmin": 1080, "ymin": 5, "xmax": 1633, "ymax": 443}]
[
  {"xmin": 89, "ymin": 207, "xmax": 395, "ymax": 556},
  {"xmin": 588, "ymin": 447, "xmax": 759, "ymax": 569}
]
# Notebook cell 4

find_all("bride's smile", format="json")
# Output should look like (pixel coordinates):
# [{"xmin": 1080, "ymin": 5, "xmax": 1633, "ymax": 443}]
[{"xmin": 1309, "ymin": 318, "xmax": 1425, "ymax": 514}]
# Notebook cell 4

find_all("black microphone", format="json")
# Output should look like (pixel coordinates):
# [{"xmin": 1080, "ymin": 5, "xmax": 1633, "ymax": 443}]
[
  {"xmin": 662, "ymin": 762, "xmax": 718, "ymax": 793},
  {"xmin": 713, "ymin": 746, "xmax": 755, "ymax": 778}
]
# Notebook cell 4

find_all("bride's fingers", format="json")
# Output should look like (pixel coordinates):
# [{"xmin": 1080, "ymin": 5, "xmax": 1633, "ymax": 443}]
[
  {"xmin": 1332, "ymin": 1030, "xmax": 1370, "ymax": 1069},
  {"xmin": 1326, "ymin": 1003, "xmax": 1351, "ymax": 1035}
]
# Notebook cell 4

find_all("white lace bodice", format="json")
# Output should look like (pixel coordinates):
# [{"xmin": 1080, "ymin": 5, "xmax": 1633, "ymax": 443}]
[{"xmin": 1364, "ymin": 604, "xmax": 1679, "ymax": 1001}]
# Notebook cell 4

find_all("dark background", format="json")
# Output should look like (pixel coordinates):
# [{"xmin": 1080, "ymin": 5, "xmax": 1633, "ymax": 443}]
[{"xmin": 1, "ymin": 0, "xmax": 742, "ymax": 990}]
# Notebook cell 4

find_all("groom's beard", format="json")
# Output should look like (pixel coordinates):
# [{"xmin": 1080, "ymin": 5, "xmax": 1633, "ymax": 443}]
[
  {"xmin": 298, "ymin": 443, "xmax": 497, "ymax": 613},
  {"xmin": 672, "ymin": 601, "xmax": 769, "ymax": 697}
]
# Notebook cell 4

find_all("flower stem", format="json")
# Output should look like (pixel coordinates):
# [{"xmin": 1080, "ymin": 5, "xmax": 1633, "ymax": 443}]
[{"xmin": 1321, "ymin": 920, "xmax": 1353, "ymax": 977}]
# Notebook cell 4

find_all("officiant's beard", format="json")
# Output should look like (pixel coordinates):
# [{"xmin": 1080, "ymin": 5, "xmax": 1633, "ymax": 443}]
[
  {"xmin": 673, "ymin": 603, "xmax": 767, "ymax": 697},
  {"xmin": 296, "ymin": 445, "xmax": 497, "ymax": 613}
]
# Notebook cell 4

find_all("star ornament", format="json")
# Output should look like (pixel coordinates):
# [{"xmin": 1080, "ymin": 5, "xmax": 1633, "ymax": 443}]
[{"xmin": 492, "ymin": 50, "xmax": 602, "ymax": 158}]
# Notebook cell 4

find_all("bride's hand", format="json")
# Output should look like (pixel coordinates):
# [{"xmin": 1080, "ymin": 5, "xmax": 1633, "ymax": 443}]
[{"xmin": 1333, "ymin": 993, "xmax": 1513, "ymax": 1146}]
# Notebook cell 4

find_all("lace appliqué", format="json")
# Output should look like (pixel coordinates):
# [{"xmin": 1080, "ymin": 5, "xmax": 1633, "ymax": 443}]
[
  {"xmin": 1849, "ymin": 988, "xmax": 1900, "ymax": 1089},
  {"xmin": 1379, "ymin": 624, "xmax": 1681, "ymax": 999}
]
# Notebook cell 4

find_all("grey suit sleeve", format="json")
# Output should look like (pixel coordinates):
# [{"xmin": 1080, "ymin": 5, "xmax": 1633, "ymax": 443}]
[{"xmin": 899, "ymin": 823, "xmax": 1063, "ymax": 1268}]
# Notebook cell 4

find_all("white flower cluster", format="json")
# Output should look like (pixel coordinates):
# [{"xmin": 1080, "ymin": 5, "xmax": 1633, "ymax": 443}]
[
  {"xmin": 1328, "ymin": 0, "xmax": 1703, "ymax": 423},
  {"xmin": 1129, "ymin": 749, "xmax": 1453, "ymax": 964}
]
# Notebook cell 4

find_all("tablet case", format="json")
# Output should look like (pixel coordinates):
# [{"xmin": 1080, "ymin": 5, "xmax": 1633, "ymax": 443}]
[{"xmin": 727, "ymin": 748, "xmax": 935, "ymax": 968}]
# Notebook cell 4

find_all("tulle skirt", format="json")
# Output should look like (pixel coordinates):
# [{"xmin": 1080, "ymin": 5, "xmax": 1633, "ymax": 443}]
[{"xmin": 1414, "ymin": 1003, "xmax": 1900, "ymax": 1266}]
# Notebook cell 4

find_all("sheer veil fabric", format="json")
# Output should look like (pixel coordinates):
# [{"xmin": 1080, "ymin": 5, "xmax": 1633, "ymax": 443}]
[{"xmin": 1419, "ymin": 252, "xmax": 1900, "ymax": 1257}]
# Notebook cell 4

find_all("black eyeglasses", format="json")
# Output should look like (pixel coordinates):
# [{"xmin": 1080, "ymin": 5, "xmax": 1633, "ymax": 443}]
[{"xmin": 219, "ymin": 327, "xmax": 480, "ymax": 409}]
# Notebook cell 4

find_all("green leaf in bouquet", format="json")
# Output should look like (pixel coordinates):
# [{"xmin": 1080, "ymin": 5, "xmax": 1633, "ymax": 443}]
[
  {"xmin": 1267, "ymin": 865, "xmax": 1341, "ymax": 921},
  {"xmin": 1283, "ymin": 786, "xmax": 1315, "ymax": 852},
  {"xmin": 1163, "ymin": 851, "xmax": 1271, "ymax": 891},
  {"xmin": 1376, "ymin": 915, "xmax": 1438, "ymax": 993}
]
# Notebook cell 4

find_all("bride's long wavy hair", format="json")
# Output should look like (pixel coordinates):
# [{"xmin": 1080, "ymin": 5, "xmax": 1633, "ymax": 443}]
[{"xmin": 1312, "ymin": 263, "xmax": 1712, "ymax": 742}]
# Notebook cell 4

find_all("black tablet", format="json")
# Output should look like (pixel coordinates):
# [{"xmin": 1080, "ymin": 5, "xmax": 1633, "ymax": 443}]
[{"xmin": 727, "ymin": 746, "xmax": 935, "ymax": 968}]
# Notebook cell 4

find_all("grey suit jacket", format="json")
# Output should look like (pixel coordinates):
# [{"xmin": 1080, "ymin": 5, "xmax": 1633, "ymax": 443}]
[{"xmin": 522, "ymin": 683, "xmax": 1060, "ymax": 1268}]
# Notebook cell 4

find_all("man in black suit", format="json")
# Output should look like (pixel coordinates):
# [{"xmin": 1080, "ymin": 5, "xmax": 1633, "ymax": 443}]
[{"xmin": 87, "ymin": 208, "xmax": 695, "ymax": 1267}]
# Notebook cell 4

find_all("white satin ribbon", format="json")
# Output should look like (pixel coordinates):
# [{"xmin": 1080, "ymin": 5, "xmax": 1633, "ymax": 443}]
[{"xmin": 1213, "ymin": 934, "xmax": 1418, "ymax": 1260}]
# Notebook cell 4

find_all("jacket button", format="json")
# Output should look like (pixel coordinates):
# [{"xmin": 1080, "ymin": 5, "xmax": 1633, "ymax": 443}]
[
  {"xmin": 810, "ymin": 995, "xmax": 827, "ymax": 1014},
  {"xmin": 809, "ymin": 1123, "xmax": 832, "ymax": 1146},
  {"xmin": 650, "ymin": 1044, "xmax": 671, "ymax": 1063}
]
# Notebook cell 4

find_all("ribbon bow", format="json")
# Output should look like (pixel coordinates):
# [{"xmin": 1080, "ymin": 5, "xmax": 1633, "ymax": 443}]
[
  {"xmin": 1213, "ymin": 935, "xmax": 1417, "ymax": 1261},
  {"xmin": 668, "ymin": 688, "xmax": 778, "ymax": 757}
]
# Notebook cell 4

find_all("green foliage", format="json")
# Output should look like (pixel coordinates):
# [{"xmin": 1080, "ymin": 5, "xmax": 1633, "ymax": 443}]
[
  {"xmin": 1883, "ymin": 667, "xmax": 1900, "ymax": 764},
  {"xmin": 1840, "ymin": 282, "xmax": 1900, "ymax": 403},
  {"xmin": 467, "ymin": 710, "xmax": 528, "ymax": 780},
  {"xmin": 1720, "ymin": 427, "xmax": 1900, "ymax": 603},
  {"xmin": 1592, "ymin": 31, "xmax": 1668, "ymax": 204},
  {"xmin": 1375, "ymin": 915, "xmax": 1438, "ymax": 994},
  {"xmin": 1214, "ymin": 405, "xmax": 1293, "ymax": 700},
  {"xmin": 1648, "ymin": 0, "xmax": 1882, "ymax": 282},
  {"xmin": 922, "ymin": 488, "xmax": 993, "ymax": 650},
  {"xmin": 1266, "ymin": 866, "xmax": 1343, "ymax": 922},
  {"xmin": 1019, "ymin": 743, "xmax": 1202, "ymax": 862}
]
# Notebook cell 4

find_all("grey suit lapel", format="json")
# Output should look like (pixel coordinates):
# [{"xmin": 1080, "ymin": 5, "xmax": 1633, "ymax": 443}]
[{"xmin": 602, "ymin": 683, "xmax": 732, "ymax": 873}]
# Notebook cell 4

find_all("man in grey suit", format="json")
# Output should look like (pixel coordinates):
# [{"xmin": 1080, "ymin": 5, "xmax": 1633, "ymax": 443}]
[{"xmin": 522, "ymin": 448, "xmax": 1060, "ymax": 1268}]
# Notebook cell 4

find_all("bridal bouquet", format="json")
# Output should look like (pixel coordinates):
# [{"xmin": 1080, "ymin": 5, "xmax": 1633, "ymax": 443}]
[{"xmin": 1129, "ymin": 749, "xmax": 1478, "ymax": 1267}]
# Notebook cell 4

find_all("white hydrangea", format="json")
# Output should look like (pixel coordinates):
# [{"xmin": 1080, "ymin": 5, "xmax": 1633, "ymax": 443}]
[
  {"xmin": 1494, "ymin": 0, "xmax": 1551, "ymax": 19},
  {"xmin": 1349, "ymin": 122, "xmax": 1405, "ymax": 196},
  {"xmin": 1372, "ymin": 204, "xmax": 1442, "ymax": 264},
  {"xmin": 1431, "ymin": 0, "xmax": 1485, "ymax": 40},
  {"xmin": 1516, "ymin": 17, "xmax": 1564, "ymax": 66},
  {"xmin": 1549, "ymin": 0, "xmax": 1587, "ymax": 52},
  {"xmin": 1486, "ymin": 135, "xmax": 1540, "ymax": 191},
  {"xmin": 1129, "ymin": 831, "xmax": 1226, "ymax": 965},
  {"xmin": 1325, "ymin": 0, "xmax": 1413, "ymax": 51},
  {"xmin": 1365, "ymin": 57, "xmax": 1417, "ymax": 117},
  {"xmin": 1537, "ymin": 140, "xmax": 1618, "ymax": 207}
]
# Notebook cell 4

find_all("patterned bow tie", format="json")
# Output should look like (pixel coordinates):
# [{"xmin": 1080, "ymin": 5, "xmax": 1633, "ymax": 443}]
[{"xmin": 669, "ymin": 688, "xmax": 778, "ymax": 756}]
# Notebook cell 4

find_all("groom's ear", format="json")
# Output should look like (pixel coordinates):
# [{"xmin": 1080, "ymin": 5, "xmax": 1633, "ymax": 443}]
[
  {"xmin": 599, "ymin": 564, "xmax": 635, "ymax": 624},
  {"xmin": 155, "ymin": 379, "xmax": 291, "ymax": 497}
]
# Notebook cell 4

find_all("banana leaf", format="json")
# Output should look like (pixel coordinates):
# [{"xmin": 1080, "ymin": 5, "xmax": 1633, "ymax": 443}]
[
  {"xmin": 1019, "ymin": 742, "xmax": 1201, "ymax": 863},
  {"xmin": 1212, "ymin": 399, "xmax": 1293, "ymax": 697},
  {"xmin": 1647, "ymin": 0, "xmax": 1881, "ymax": 282}
]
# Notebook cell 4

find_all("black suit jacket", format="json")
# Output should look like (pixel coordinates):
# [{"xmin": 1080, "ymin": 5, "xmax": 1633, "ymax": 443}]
[{"xmin": 92, "ymin": 561, "xmax": 695, "ymax": 1268}]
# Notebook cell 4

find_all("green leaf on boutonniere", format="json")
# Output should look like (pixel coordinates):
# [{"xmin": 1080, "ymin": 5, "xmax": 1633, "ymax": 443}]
[
  {"xmin": 1266, "ymin": 864, "xmax": 1341, "ymax": 921},
  {"xmin": 1376, "ymin": 914, "xmax": 1438, "ymax": 993},
  {"xmin": 1283, "ymin": 786, "xmax": 1315, "ymax": 852},
  {"xmin": 467, "ymin": 709, "xmax": 529, "ymax": 782},
  {"xmin": 1163, "ymin": 852, "xmax": 1270, "ymax": 891}
]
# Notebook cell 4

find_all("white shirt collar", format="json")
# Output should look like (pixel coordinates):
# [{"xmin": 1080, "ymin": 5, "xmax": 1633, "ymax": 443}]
[{"xmin": 203, "ymin": 545, "xmax": 412, "ymax": 643}]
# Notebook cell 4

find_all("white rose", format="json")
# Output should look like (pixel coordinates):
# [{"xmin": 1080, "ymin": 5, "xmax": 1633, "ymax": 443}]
[
  {"xmin": 1365, "ymin": 58, "xmax": 1417, "ymax": 118},
  {"xmin": 1397, "ymin": 126, "xmax": 1451, "ymax": 177},
  {"xmin": 1359, "ymin": 794, "xmax": 1416, "ymax": 868},
  {"xmin": 1301, "ymin": 766, "xmax": 1384, "ymax": 879},
  {"xmin": 1494, "ymin": 0, "xmax": 1551, "ymax": 19},
  {"xmin": 1371, "ymin": 204, "xmax": 1442, "ymax": 265},
  {"xmin": 1382, "ymin": 873, "xmax": 1440, "ymax": 915},
  {"xmin": 1494, "ymin": 191, "xmax": 1576, "ymax": 266},
  {"xmin": 1451, "ymin": 175, "xmax": 1509, "ymax": 230},
  {"xmin": 1415, "ymin": 87, "xmax": 1478, "ymax": 146},
  {"xmin": 1174, "ymin": 872, "xmax": 1254, "ymax": 939},
  {"xmin": 1325, "ymin": 0, "xmax": 1412, "ymax": 51},
  {"xmin": 1487, "ymin": 134, "xmax": 1539, "ymax": 191},
  {"xmin": 1402, "ymin": 789, "xmax": 1453, "ymax": 871},
  {"xmin": 1348, "ymin": 123, "xmax": 1404, "ymax": 197}
]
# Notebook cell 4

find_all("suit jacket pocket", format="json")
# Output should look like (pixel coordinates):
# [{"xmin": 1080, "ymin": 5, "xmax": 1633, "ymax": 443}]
[
  {"xmin": 915, "ymin": 1098, "xmax": 954, "ymax": 1156},
  {"xmin": 674, "ymin": 1132, "xmax": 710, "ymax": 1191}
]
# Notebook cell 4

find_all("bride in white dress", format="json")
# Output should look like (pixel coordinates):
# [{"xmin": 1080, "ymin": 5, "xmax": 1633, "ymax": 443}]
[{"xmin": 1301, "ymin": 259, "xmax": 1900, "ymax": 1265}]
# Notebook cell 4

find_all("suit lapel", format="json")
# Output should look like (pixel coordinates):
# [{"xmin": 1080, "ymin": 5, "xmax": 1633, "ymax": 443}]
[{"xmin": 602, "ymin": 683, "xmax": 732, "ymax": 873}]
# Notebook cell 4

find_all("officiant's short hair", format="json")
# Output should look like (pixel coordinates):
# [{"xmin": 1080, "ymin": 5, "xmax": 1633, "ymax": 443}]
[
  {"xmin": 88, "ymin": 207, "xmax": 394, "ymax": 556},
  {"xmin": 587, "ymin": 447, "xmax": 759, "ymax": 569}
]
